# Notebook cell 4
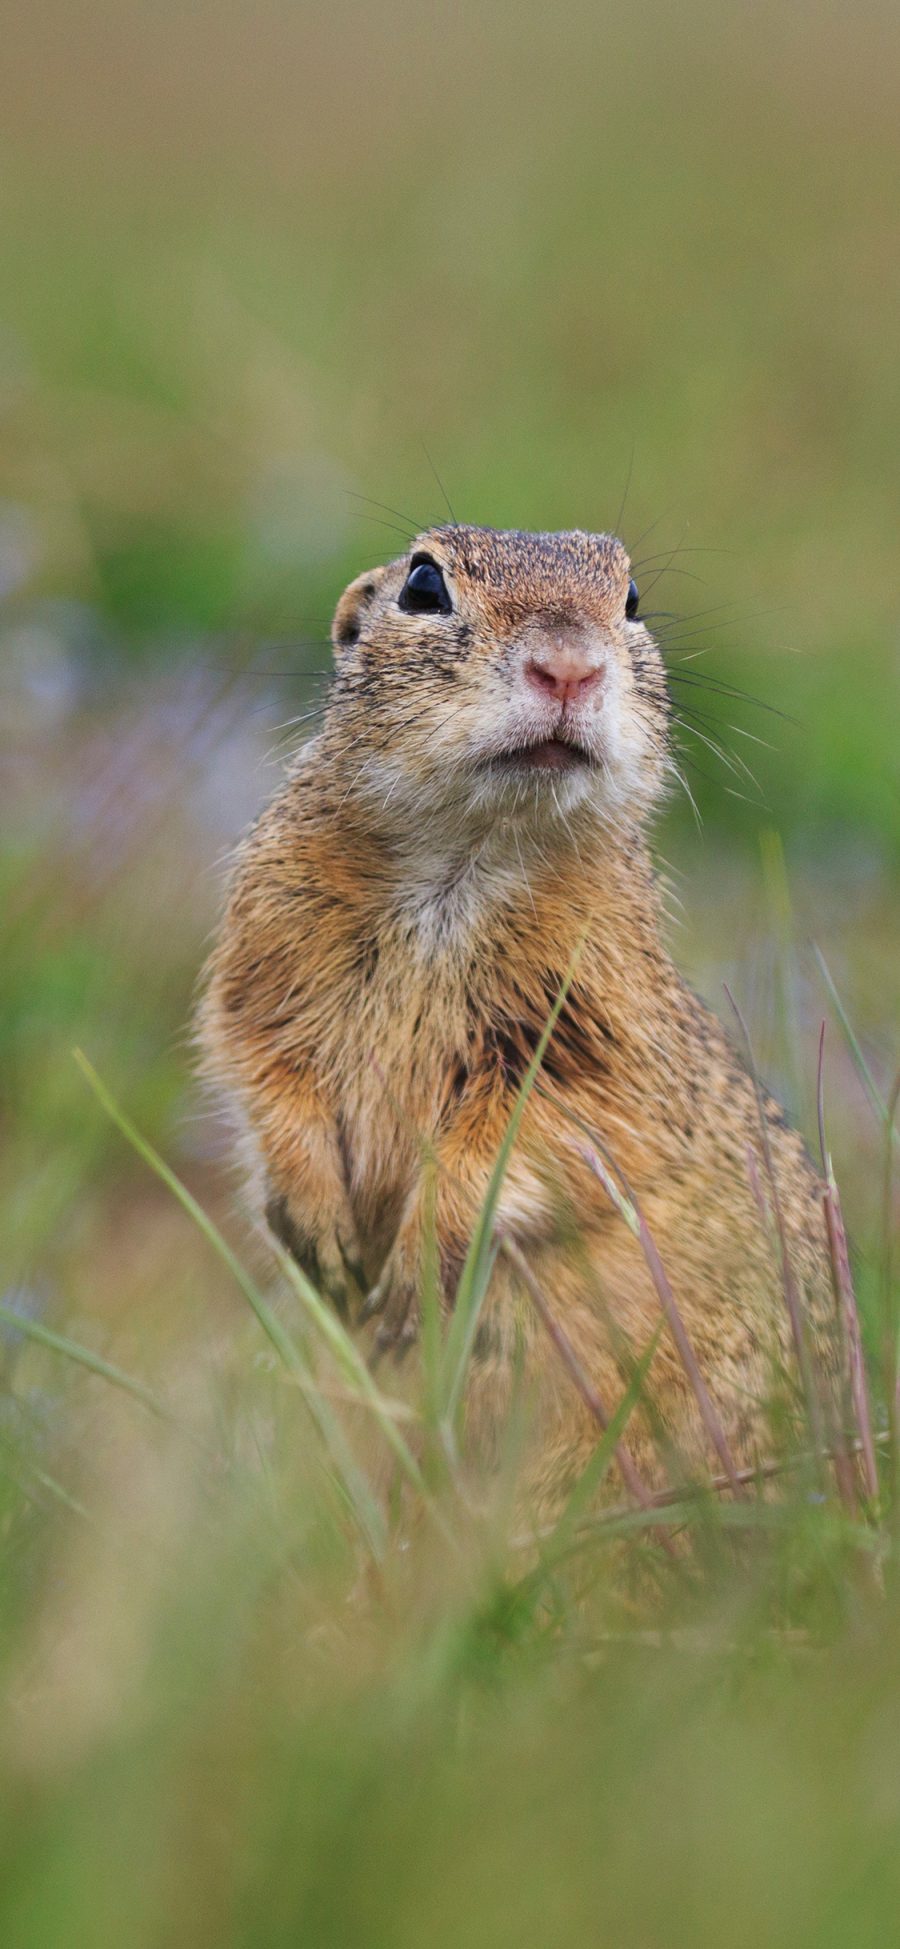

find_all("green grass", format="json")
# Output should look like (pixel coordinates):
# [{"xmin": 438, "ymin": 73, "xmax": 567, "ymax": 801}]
[
  {"xmin": 1, "ymin": 992, "xmax": 899, "ymax": 1947},
  {"xmin": 2, "ymin": 0, "xmax": 900, "ymax": 1936}
]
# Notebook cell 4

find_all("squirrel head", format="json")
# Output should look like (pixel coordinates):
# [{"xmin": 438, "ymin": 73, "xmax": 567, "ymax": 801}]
[{"xmin": 326, "ymin": 526, "xmax": 671, "ymax": 841}]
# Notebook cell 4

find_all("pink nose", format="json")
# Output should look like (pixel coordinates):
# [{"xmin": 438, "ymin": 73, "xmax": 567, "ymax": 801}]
[{"xmin": 524, "ymin": 643, "xmax": 605, "ymax": 707}]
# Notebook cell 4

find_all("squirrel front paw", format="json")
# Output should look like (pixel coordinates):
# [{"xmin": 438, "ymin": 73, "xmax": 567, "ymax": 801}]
[
  {"xmin": 265, "ymin": 1192, "xmax": 365, "ymax": 1320},
  {"xmin": 361, "ymin": 1240, "xmax": 423, "ymax": 1364}
]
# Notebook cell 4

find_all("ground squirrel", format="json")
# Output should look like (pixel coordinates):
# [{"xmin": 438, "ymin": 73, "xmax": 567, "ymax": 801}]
[{"xmin": 199, "ymin": 525, "xmax": 833, "ymax": 1504}]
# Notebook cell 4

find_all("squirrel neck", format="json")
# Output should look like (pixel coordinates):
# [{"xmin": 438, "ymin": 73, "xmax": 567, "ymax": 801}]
[{"xmin": 309, "ymin": 752, "xmax": 663, "ymax": 970}]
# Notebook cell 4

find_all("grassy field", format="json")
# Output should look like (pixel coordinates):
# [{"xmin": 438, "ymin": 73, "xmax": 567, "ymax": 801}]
[{"xmin": 2, "ymin": 0, "xmax": 900, "ymax": 1940}]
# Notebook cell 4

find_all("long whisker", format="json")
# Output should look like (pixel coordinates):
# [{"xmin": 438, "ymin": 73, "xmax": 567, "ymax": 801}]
[
  {"xmin": 641, "ymin": 564, "xmax": 709, "ymax": 594},
  {"xmin": 221, "ymin": 667, "xmax": 331, "ymax": 680},
  {"xmin": 345, "ymin": 491, "xmax": 425, "ymax": 535},
  {"xmin": 625, "ymin": 509, "xmax": 671, "ymax": 556},
  {"xmin": 651, "ymin": 595, "xmax": 779, "ymax": 630},
  {"xmin": 351, "ymin": 512, "xmax": 421, "ymax": 547},
  {"xmin": 654, "ymin": 617, "xmax": 784, "ymax": 652},
  {"xmin": 672, "ymin": 714, "xmax": 764, "ymax": 797},
  {"xmin": 420, "ymin": 442, "xmax": 457, "ymax": 524},
  {"xmin": 648, "ymin": 605, "xmax": 746, "ymax": 638},
  {"xmin": 654, "ymin": 609, "xmax": 788, "ymax": 651},
  {"xmin": 666, "ymin": 758, "xmax": 703, "ymax": 830},
  {"xmin": 673, "ymin": 702, "xmax": 775, "ymax": 753},
  {"xmin": 632, "ymin": 544, "xmax": 737, "ymax": 568},
  {"xmin": 665, "ymin": 671, "xmax": 796, "ymax": 721},
  {"xmin": 631, "ymin": 528, "xmax": 713, "ymax": 602},
  {"xmin": 613, "ymin": 442, "xmax": 636, "ymax": 539},
  {"xmin": 267, "ymin": 704, "xmax": 330, "ymax": 737},
  {"xmin": 195, "ymin": 663, "xmax": 334, "ymax": 681}
]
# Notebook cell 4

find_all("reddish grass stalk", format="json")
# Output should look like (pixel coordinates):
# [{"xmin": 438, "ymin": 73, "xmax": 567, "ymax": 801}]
[
  {"xmin": 575, "ymin": 1142, "xmax": 746, "ymax": 1499},
  {"xmin": 577, "ymin": 1430, "xmax": 889, "ymax": 1528},
  {"xmin": 496, "ymin": 1230, "xmax": 679, "ymax": 1560},
  {"xmin": 883, "ymin": 1072, "xmax": 900, "ymax": 1507},
  {"xmin": 724, "ymin": 984, "xmax": 829, "ymax": 1470},
  {"xmin": 512, "ymin": 1432, "xmax": 891, "ymax": 1551},
  {"xmin": 817, "ymin": 1023, "xmax": 879, "ymax": 1506},
  {"xmin": 746, "ymin": 1130, "xmax": 857, "ymax": 1517},
  {"xmin": 744, "ymin": 1145, "xmax": 769, "ymax": 1231}
]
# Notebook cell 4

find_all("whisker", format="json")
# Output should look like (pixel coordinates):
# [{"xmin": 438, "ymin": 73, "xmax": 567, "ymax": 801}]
[
  {"xmin": 267, "ymin": 705, "xmax": 329, "ymax": 737},
  {"xmin": 350, "ymin": 512, "xmax": 421, "ymax": 547},
  {"xmin": 665, "ymin": 672, "xmax": 796, "ymax": 721},
  {"xmin": 632, "ymin": 543, "xmax": 737, "ymax": 568},
  {"xmin": 720, "ymin": 722, "xmax": 775, "ymax": 752},
  {"xmin": 625, "ymin": 509, "xmax": 671, "ymax": 556},
  {"xmin": 641, "ymin": 565, "xmax": 710, "ymax": 595},
  {"xmin": 666, "ymin": 758, "xmax": 703, "ymax": 831},
  {"xmin": 672, "ymin": 714, "xmax": 764, "ymax": 797},
  {"xmin": 221, "ymin": 668, "xmax": 332, "ymax": 681},
  {"xmin": 721, "ymin": 783, "xmax": 763, "ymax": 806},
  {"xmin": 651, "ymin": 596, "xmax": 773, "ymax": 631},
  {"xmin": 613, "ymin": 442, "xmax": 636, "ymax": 540},
  {"xmin": 420, "ymin": 442, "xmax": 457, "ymax": 524},
  {"xmin": 196, "ymin": 665, "xmax": 334, "ymax": 684},
  {"xmin": 346, "ymin": 491, "xmax": 425, "ymax": 535},
  {"xmin": 655, "ymin": 608, "xmax": 788, "ymax": 651},
  {"xmin": 673, "ymin": 702, "xmax": 775, "ymax": 754},
  {"xmin": 631, "ymin": 528, "xmax": 712, "ymax": 603}
]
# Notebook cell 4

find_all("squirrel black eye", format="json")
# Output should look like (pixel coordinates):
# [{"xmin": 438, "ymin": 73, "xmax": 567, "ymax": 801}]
[
  {"xmin": 625, "ymin": 578, "xmax": 640, "ymax": 620},
  {"xmin": 399, "ymin": 557, "xmax": 452, "ymax": 616}
]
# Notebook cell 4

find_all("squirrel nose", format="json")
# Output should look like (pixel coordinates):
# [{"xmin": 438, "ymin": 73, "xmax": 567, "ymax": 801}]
[{"xmin": 524, "ymin": 642, "xmax": 605, "ymax": 707}]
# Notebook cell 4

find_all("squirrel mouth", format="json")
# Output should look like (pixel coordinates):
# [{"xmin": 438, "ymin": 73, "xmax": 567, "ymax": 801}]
[{"xmin": 488, "ymin": 736, "xmax": 594, "ymax": 774}]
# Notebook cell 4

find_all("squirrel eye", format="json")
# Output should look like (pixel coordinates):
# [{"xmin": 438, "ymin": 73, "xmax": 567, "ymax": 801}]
[
  {"xmin": 399, "ymin": 557, "xmax": 452, "ymax": 616},
  {"xmin": 625, "ymin": 578, "xmax": 640, "ymax": 620}
]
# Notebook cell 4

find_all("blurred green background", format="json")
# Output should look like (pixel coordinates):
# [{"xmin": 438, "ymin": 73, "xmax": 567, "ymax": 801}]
[
  {"xmin": 2, "ymin": 4, "xmax": 900, "ymax": 1942},
  {"xmin": 3, "ymin": 0, "xmax": 898, "ymax": 1288},
  {"xmin": 2, "ymin": 0, "xmax": 899, "ymax": 837}
]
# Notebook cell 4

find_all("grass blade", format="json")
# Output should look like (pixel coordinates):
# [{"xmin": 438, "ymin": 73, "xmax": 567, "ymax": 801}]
[
  {"xmin": 724, "ymin": 986, "xmax": 829, "ymax": 1474},
  {"xmin": 498, "ymin": 1231, "xmax": 679, "ymax": 1559},
  {"xmin": 441, "ymin": 945, "xmax": 584, "ymax": 1432},
  {"xmin": 538, "ymin": 1324, "xmax": 664, "ymax": 1553},
  {"xmin": 817, "ymin": 1023, "xmax": 878, "ymax": 1507},
  {"xmin": 0, "ymin": 1299, "xmax": 176, "ymax": 1428},
  {"xmin": 814, "ymin": 945, "xmax": 896, "ymax": 1141},
  {"xmin": 576, "ymin": 1140, "xmax": 746, "ymax": 1498},
  {"xmin": 273, "ymin": 1242, "xmax": 436, "ymax": 1512},
  {"xmin": 882, "ymin": 1071, "xmax": 900, "ymax": 1517},
  {"xmin": 74, "ymin": 1049, "xmax": 304, "ymax": 1376},
  {"xmin": 74, "ymin": 1050, "xmax": 387, "ymax": 1556},
  {"xmin": 533, "ymin": 1082, "xmax": 744, "ymax": 1497}
]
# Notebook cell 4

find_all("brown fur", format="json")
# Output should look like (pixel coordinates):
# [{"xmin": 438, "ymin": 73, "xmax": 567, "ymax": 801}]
[{"xmin": 198, "ymin": 525, "xmax": 833, "ymax": 1508}]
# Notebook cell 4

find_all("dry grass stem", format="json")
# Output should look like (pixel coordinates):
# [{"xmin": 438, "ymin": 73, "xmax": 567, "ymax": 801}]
[{"xmin": 497, "ymin": 1229, "xmax": 680, "ymax": 1559}]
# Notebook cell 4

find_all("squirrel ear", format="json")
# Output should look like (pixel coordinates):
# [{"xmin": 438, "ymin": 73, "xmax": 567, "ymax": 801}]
[{"xmin": 332, "ymin": 566, "xmax": 385, "ymax": 655}]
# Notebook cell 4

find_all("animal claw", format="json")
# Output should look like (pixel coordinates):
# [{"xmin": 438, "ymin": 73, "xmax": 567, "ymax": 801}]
[
  {"xmin": 392, "ymin": 1320, "xmax": 418, "ymax": 1366},
  {"xmin": 360, "ymin": 1280, "xmax": 388, "ymax": 1323},
  {"xmin": 362, "ymin": 1249, "xmax": 419, "ymax": 1363}
]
